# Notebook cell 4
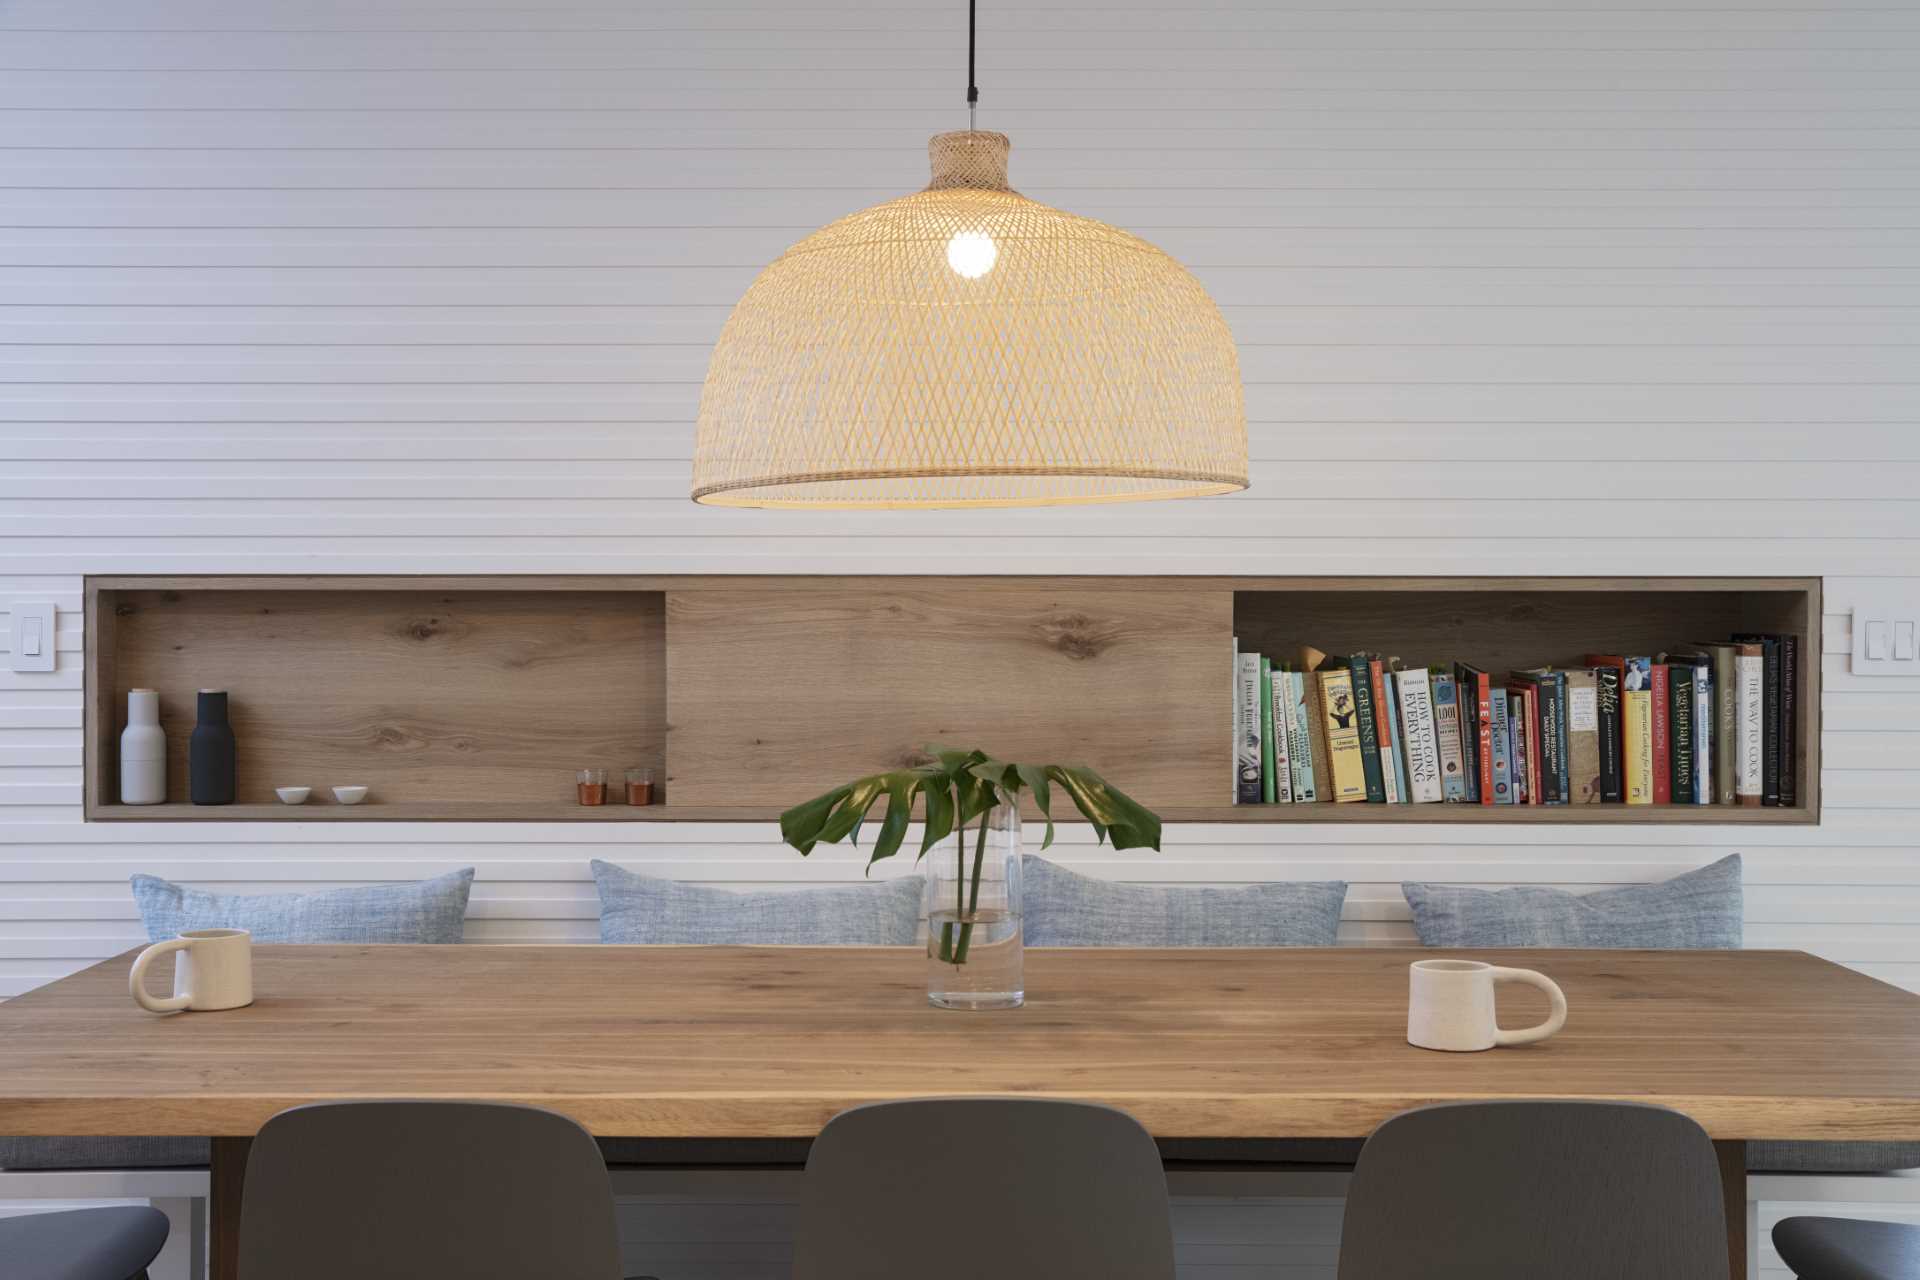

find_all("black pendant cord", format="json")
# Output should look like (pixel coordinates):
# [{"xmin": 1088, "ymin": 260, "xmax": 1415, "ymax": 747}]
[{"xmin": 967, "ymin": 0, "xmax": 979, "ymax": 129}]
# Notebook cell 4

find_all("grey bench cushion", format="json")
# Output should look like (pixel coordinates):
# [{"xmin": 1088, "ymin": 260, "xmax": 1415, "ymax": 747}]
[
  {"xmin": 0, "ymin": 1136, "xmax": 209, "ymax": 1169},
  {"xmin": 592, "ymin": 859, "xmax": 923, "ymax": 945},
  {"xmin": 1402, "ymin": 854, "xmax": 1915, "ymax": 1173},
  {"xmin": 1022, "ymin": 856, "xmax": 1347, "ymax": 947},
  {"xmin": 131, "ymin": 867, "xmax": 475, "ymax": 944},
  {"xmin": 1402, "ymin": 854, "xmax": 1743, "ymax": 950}
]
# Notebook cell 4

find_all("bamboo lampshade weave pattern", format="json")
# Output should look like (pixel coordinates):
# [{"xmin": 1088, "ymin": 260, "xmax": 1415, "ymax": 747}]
[{"xmin": 691, "ymin": 131, "xmax": 1249, "ymax": 507}]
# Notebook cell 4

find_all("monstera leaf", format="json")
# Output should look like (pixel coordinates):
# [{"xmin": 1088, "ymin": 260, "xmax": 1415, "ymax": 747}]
[
  {"xmin": 779, "ymin": 745, "xmax": 1161, "ymax": 869},
  {"xmin": 779, "ymin": 747, "xmax": 993, "ymax": 870}
]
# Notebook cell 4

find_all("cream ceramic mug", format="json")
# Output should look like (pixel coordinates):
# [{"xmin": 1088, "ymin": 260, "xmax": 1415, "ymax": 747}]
[
  {"xmin": 1408, "ymin": 958, "xmax": 1566, "ymax": 1052},
  {"xmin": 129, "ymin": 928, "xmax": 254, "ymax": 1013}
]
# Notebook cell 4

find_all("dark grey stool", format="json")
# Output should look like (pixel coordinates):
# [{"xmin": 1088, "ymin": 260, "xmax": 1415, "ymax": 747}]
[
  {"xmin": 0, "ymin": 1205, "xmax": 169, "ymax": 1280},
  {"xmin": 1337, "ymin": 1101, "xmax": 1729, "ymax": 1279},
  {"xmin": 238, "ymin": 1100, "xmax": 655, "ymax": 1280},
  {"xmin": 1775, "ymin": 1217, "xmax": 1920, "ymax": 1279},
  {"xmin": 793, "ymin": 1098, "xmax": 1176, "ymax": 1280}
]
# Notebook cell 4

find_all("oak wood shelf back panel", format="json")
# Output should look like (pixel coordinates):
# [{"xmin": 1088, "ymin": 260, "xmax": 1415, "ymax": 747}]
[
  {"xmin": 84, "ymin": 575, "xmax": 1820, "ymax": 825},
  {"xmin": 86, "ymin": 586, "xmax": 665, "ymax": 813}
]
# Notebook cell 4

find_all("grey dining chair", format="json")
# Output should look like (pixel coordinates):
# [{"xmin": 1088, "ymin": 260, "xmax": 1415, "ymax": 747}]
[
  {"xmin": 0, "ymin": 1205, "xmax": 169, "ymax": 1280},
  {"xmin": 237, "ymin": 1100, "xmax": 655, "ymax": 1280},
  {"xmin": 1337, "ymin": 1100, "xmax": 1729, "ymax": 1280},
  {"xmin": 792, "ymin": 1098, "xmax": 1176, "ymax": 1280},
  {"xmin": 1774, "ymin": 1217, "xmax": 1920, "ymax": 1280}
]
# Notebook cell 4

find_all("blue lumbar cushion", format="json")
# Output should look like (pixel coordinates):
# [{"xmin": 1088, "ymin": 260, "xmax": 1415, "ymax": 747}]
[
  {"xmin": 130, "ymin": 868, "xmax": 474, "ymax": 944},
  {"xmin": 591, "ymin": 859, "xmax": 922, "ymax": 945},
  {"xmin": 1401, "ymin": 854, "xmax": 1743, "ymax": 950},
  {"xmin": 1021, "ymin": 855, "xmax": 1347, "ymax": 947}
]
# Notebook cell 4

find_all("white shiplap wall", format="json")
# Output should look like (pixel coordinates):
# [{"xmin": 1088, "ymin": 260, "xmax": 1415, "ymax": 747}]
[{"xmin": 2, "ymin": 1, "xmax": 1917, "ymax": 1275}]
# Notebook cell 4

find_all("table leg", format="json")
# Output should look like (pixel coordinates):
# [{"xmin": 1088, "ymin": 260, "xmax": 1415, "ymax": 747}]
[
  {"xmin": 1715, "ymin": 1139, "xmax": 1748, "ymax": 1280},
  {"xmin": 210, "ymin": 1136, "xmax": 251, "ymax": 1280}
]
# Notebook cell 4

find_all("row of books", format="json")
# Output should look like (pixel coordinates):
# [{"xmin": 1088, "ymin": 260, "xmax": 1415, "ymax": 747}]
[{"xmin": 1231, "ymin": 635, "xmax": 1799, "ymax": 806}]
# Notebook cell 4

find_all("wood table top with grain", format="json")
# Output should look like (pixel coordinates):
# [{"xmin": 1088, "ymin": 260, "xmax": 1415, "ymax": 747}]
[{"xmin": 3, "ymin": 944, "xmax": 1919, "ymax": 1142}]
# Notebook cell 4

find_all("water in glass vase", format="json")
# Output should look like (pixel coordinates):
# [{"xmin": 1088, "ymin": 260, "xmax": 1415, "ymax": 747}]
[
  {"xmin": 927, "ymin": 907, "xmax": 1023, "ymax": 1010},
  {"xmin": 924, "ymin": 801, "xmax": 1025, "ymax": 1009}
]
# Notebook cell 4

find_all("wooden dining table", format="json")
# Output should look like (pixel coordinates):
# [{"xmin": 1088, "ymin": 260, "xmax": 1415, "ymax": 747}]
[{"xmin": 5, "ymin": 944, "xmax": 1920, "ymax": 1280}]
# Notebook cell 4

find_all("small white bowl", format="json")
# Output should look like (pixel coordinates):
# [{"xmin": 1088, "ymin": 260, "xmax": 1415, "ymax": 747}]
[
  {"xmin": 331, "ymin": 785, "xmax": 369, "ymax": 806},
  {"xmin": 274, "ymin": 786, "xmax": 311, "ymax": 806}
]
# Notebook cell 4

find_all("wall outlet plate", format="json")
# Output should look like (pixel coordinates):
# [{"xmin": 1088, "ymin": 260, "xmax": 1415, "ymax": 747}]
[
  {"xmin": 9, "ymin": 601, "xmax": 56, "ymax": 673},
  {"xmin": 1851, "ymin": 604, "xmax": 1920, "ymax": 676}
]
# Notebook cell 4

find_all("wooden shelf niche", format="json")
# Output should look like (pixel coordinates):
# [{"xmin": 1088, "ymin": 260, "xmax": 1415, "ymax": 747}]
[
  {"xmin": 1231, "ymin": 577, "xmax": 1819, "ymax": 823},
  {"xmin": 85, "ymin": 575, "xmax": 1819, "ymax": 824},
  {"xmin": 87, "ymin": 583, "xmax": 664, "ymax": 819}
]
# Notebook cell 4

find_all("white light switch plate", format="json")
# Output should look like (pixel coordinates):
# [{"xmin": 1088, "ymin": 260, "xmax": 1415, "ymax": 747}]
[
  {"xmin": 1852, "ymin": 600, "xmax": 1920, "ymax": 676},
  {"xmin": 9, "ymin": 601, "xmax": 56, "ymax": 673}
]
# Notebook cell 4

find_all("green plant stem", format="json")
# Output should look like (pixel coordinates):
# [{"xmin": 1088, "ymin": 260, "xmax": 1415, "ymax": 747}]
[
  {"xmin": 936, "ymin": 787, "xmax": 961, "ymax": 963},
  {"xmin": 953, "ymin": 808, "xmax": 988, "ymax": 964}
]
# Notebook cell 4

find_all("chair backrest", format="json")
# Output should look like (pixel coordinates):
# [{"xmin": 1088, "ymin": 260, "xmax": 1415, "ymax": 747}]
[
  {"xmin": 793, "ymin": 1098, "xmax": 1176, "ymax": 1280},
  {"xmin": 1338, "ymin": 1101, "xmax": 1728, "ymax": 1280},
  {"xmin": 237, "ymin": 1100, "xmax": 622, "ymax": 1280}
]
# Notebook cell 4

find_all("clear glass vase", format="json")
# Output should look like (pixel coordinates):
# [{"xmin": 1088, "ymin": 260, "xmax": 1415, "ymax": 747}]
[{"xmin": 925, "ymin": 802, "xmax": 1024, "ymax": 1009}]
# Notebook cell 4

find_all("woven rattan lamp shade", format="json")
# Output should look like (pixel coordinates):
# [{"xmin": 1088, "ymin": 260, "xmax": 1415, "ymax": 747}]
[{"xmin": 691, "ymin": 132, "xmax": 1248, "ymax": 508}]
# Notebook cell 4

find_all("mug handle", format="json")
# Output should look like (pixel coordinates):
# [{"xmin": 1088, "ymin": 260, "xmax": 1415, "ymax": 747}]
[
  {"xmin": 129, "ymin": 938, "xmax": 193, "ymax": 1013},
  {"xmin": 1489, "ymin": 966, "xmax": 1568, "ymax": 1046}
]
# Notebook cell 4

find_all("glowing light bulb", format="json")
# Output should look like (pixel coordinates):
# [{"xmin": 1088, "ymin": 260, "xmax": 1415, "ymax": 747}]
[{"xmin": 946, "ymin": 230, "xmax": 998, "ymax": 279}]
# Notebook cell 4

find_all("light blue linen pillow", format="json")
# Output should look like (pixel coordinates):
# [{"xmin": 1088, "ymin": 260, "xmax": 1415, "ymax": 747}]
[
  {"xmin": 1021, "ymin": 855, "xmax": 1347, "ymax": 947},
  {"xmin": 130, "ymin": 868, "xmax": 474, "ymax": 944},
  {"xmin": 1401, "ymin": 854, "xmax": 1742, "ymax": 950},
  {"xmin": 591, "ymin": 859, "xmax": 922, "ymax": 945}
]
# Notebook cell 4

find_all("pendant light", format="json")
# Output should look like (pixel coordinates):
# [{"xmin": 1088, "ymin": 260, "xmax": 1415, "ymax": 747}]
[{"xmin": 691, "ymin": 2, "xmax": 1248, "ymax": 508}]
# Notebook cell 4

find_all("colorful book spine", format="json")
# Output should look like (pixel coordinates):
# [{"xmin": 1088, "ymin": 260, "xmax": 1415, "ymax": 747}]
[
  {"xmin": 1486, "ymin": 684, "xmax": 1514, "ymax": 805},
  {"xmin": 1268, "ymin": 661, "xmax": 1293, "ymax": 804},
  {"xmin": 1236, "ymin": 652, "xmax": 1263, "ymax": 805},
  {"xmin": 1593, "ymin": 663, "xmax": 1623, "ymax": 802},
  {"xmin": 1649, "ymin": 661, "xmax": 1672, "ymax": 805},
  {"xmin": 1397, "ymin": 667, "xmax": 1444, "ymax": 803},
  {"xmin": 1230, "ymin": 636, "xmax": 1242, "ymax": 803},
  {"xmin": 1510, "ymin": 672, "xmax": 1562, "ymax": 805},
  {"xmin": 1735, "ymin": 643, "xmax": 1765, "ymax": 805},
  {"xmin": 1623, "ymin": 657, "xmax": 1654, "ymax": 805},
  {"xmin": 1780, "ymin": 634, "xmax": 1798, "ymax": 807},
  {"xmin": 1563, "ymin": 668, "xmax": 1601, "ymax": 804},
  {"xmin": 1692, "ymin": 657, "xmax": 1713, "ymax": 805},
  {"xmin": 1385, "ymin": 669, "xmax": 1407, "ymax": 802},
  {"xmin": 1583, "ymin": 654, "xmax": 1627, "ymax": 804},
  {"xmin": 1536, "ymin": 673, "xmax": 1567, "ymax": 805},
  {"xmin": 1742, "ymin": 635, "xmax": 1781, "ymax": 806},
  {"xmin": 1319, "ymin": 668, "xmax": 1368, "ymax": 803},
  {"xmin": 1528, "ymin": 685, "xmax": 1548, "ymax": 804},
  {"xmin": 1431, "ymin": 672, "xmax": 1467, "ymax": 803},
  {"xmin": 1293, "ymin": 670, "xmax": 1322, "ymax": 803},
  {"xmin": 1551, "ymin": 672, "xmax": 1571, "ymax": 804},
  {"xmin": 1455, "ymin": 663, "xmax": 1494, "ymax": 806},
  {"xmin": 1259, "ymin": 656, "xmax": 1278, "ymax": 805},
  {"xmin": 1699, "ymin": 643, "xmax": 1738, "ymax": 804},
  {"xmin": 1509, "ymin": 687, "xmax": 1534, "ymax": 805},
  {"xmin": 1669, "ymin": 661, "xmax": 1696, "ymax": 804},
  {"xmin": 1350, "ymin": 655, "xmax": 1386, "ymax": 804},
  {"xmin": 1762, "ymin": 637, "xmax": 1782, "ymax": 805},
  {"xmin": 1373, "ymin": 661, "xmax": 1402, "ymax": 804}
]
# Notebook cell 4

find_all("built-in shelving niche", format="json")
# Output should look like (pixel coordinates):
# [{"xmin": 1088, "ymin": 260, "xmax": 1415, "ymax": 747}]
[{"xmin": 85, "ymin": 575, "xmax": 1818, "ymax": 824}]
